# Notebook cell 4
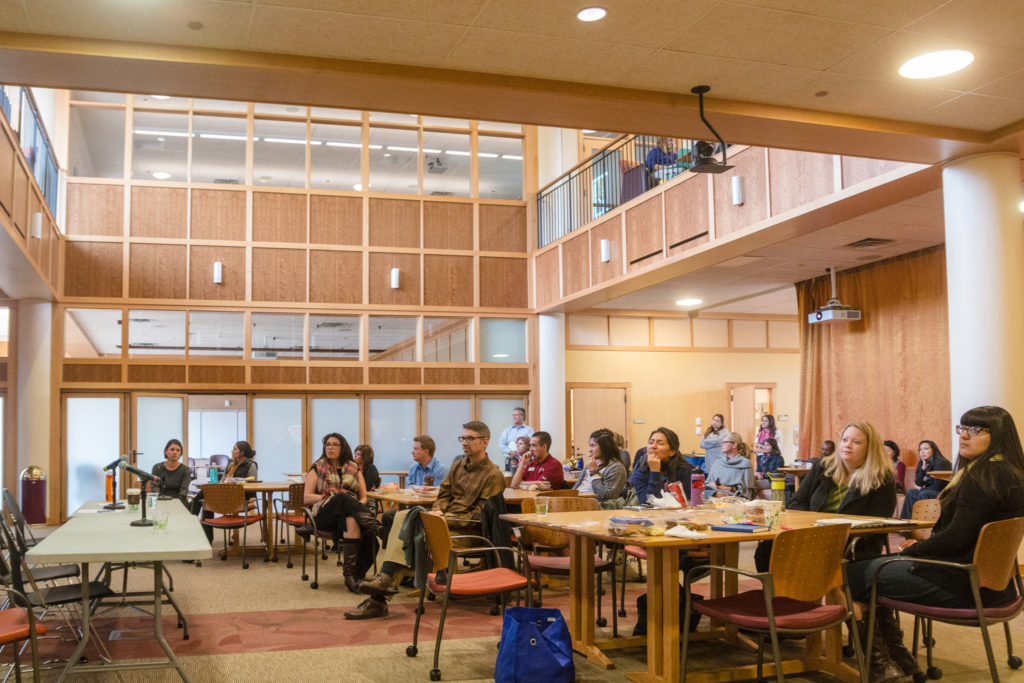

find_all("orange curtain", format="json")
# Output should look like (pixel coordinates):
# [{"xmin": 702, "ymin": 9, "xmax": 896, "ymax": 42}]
[{"xmin": 797, "ymin": 246, "xmax": 951, "ymax": 465}]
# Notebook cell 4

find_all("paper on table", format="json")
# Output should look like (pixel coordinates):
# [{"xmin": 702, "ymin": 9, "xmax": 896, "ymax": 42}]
[{"xmin": 665, "ymin": 526, "xmax": 707, "ymax": 539}]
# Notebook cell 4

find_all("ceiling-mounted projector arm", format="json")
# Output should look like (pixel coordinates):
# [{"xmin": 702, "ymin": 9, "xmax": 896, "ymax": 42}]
[{"xmin": 691, "ymin": 85, "xmax": 728, "ymax": 167}]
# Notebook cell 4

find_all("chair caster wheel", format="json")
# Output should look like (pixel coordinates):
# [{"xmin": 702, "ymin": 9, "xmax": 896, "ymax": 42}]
[
  {"xmin": 925, "ymin": 636, "xmax": 936, "ymax": 647},
  {"xmin": 184, "ymin": 634, "xmax": 190, "ymax": 641},
  {"xmin": 243, "ymin": 562, "xmax": 250, "ymax": 569},
  {"xmin": 429, "ymin": 669, "xmax": 441, "ymax": 681},
  {"xmin": 596, "ymin": 617, "xmax": 607, "ymax": 627},
  {"xmin": 842, "ymin": 645, "xmax": 855, "ymax": 658},
  {"xmin": 1009, "ymin": 655, "xmax": 1022, "ymax": 669},
  {"xmin": 310, "ymin": 581, "xmax": 318, "ymax": 589},
  {"xmin": 415, "ymin": 606, "xmax": 424, "ymax": 615},
  {"xmin": 406, "ymin": 645, "xmax": 417, "ymax": 657},
  {"xmin": 287, "ymin": 562, "xmax": 293, "ymax": 569},
  {"xmin": 489, "ymin": 605, "xmax": 500, "ymax": 616},
  {"xmin": 926, "ymin": 666, "xmax": 942, "ymax": 679},
  {"xmin": 427, "ymin": 593, "xmax": 435, "ymax": 601},
  {"xmin": 302, "ymin": 574, "xmax": 308, "ymax": 581},
  {"xmin": 617, "ymin": 609, "xmax": 626, "ymax": 618},
  {"xmin": 221, "ymin": 555, "xmax": 227, "ymax": 561},
  {"xmin": 79, "ymin": 656, "xmax": 88, "ymax": 664},
  {"xmin": 195, "ymin": 561, "xmax": 202, "ymax": 567}
]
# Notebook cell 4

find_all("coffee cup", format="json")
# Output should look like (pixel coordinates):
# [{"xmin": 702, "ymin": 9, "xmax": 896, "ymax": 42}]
[{"xmin": 127, "ymin": 488, "xmax": 141, "ymax": 512}]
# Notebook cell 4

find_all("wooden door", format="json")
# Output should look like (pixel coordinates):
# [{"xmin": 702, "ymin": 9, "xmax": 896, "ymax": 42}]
[
  {"xmin": 729, "ymin": 384, "xmax": 756, "ymax": 446},
  {"xmin": 569, "ymin": 386, "xmax": 628, "ymax": 461}
]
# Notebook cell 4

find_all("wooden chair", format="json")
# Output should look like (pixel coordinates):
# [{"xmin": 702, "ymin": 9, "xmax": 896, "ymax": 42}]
[
  {"xmin": 867, "ymin": 516, "xmax": 1024, "ymax": 682},
  {"xmin": 0, "ymin": 585, "xmax": 46, "ymax": 682},
  {"xmin": 406, "ymin": 510, "xmax": 530, "ymax": 682},
  {"xmin": 909, "ymin": 498, "xmax": 942, "ymax": 541},
  {"xmin": 537, "ymin": 489, "xmax": 577, "ymax": 497},
  {"xmin": 682, "ymin": 523, "xmax": 864, "ymax": 683},
  {"xmin": 272, "ymin": 483, "xmax": 309, "ymax": 571},
  {"xmin": 198, "ymin": 483, "xmax": 265, "ymax": 569}
]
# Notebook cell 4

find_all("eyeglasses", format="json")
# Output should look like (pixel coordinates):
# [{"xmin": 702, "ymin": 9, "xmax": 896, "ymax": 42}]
[
  {"xmin": 325, "ymin": 442, "xmax": 342, "ymax": 448},
  {"xmin": 458, "ymin": 436, "xmax": 483, "ymax": 443},
  {"xmin": 955, "ymin": 425, "xmax": 989, "ymax": 436}
]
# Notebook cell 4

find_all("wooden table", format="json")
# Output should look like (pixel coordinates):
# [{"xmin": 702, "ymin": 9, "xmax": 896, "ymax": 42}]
[
  {"xmin": 500, "ymin": 508, "xmax": 930, "ymax": 683},
  {"xmin": 367, "ymin": 486, "xmax": 596, "ymax": 510},
  {"xmin": 243, "ymin": 481, "xmax": 294, "ymax": 560},
  {"xmin": 930, "ymin": 470, "xmax": 952, "ymax": 481},
  {"xmin": 778, "ymin": 466, "xmax": 814, "ymax": 491}
]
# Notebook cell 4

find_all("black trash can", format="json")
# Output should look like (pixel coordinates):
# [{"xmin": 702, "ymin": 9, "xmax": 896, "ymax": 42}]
[{"xmin": 20, "ymin": 466, "xmax": 46, "ymax": 524}]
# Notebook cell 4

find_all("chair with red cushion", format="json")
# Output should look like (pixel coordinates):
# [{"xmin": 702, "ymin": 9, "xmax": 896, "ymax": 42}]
[
  {"xmin": 0, "ymin": 585, "xmax": 46, "ymax": 682},
  {"xmin": 198, "ymin": 483, "xmax": 265, "ymax": 569},
  {"xmin": 867, "ymin": 516, "xmax": 1024, "ymax": 682},
  {"xmin": 406, "ymin": 510, "xmax": 531, "ymax": 681},
  {"xmin": 273, "ymin": 482, "xmax": 309, "ymax": 571},
  {"xmin": 681, "ymin": 523, "xmax": 864, "ymax": 683}
]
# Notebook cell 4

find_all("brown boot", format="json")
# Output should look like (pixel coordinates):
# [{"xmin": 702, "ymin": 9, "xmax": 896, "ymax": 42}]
[
  {"xmin": 344, "ymin": 597, "xmax": 388, "ymax": 620},
  {"xmin": 857, "ymin": 618, "xmax": 904, "ymax": 682},
  {"xmin": 359, "ymin": 572, "xmax": 398, "ymax": 598},
  {"xmin": 342, "ymin": 540, "xmax": 361, "ymax": 593},
  {"xmin": 876, "ymin": 608, "xmax": 922, "ymax": 678}
]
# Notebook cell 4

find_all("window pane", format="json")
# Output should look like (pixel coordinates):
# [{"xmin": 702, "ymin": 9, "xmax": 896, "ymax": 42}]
[
  {"xmin": 422, "ymin": 131, "xmax": 470, "ymax": 198},
  {"xmin": 369, "ymin": 111, "xmax": 418, "ymax": 124},
  {"xmin": 368, "ymin": 398, "xmax": 416, "ymax": 473},
  {"xmin": 254, "ymin": 119, "xmax": 307, "ymax": 188},
  {"xmin": 69, "ymin": 106, "xmax": 125, "ymax": 178},
  {"xmin": 310, "ymin": 122, "xmax": 362, "ymax": 191},
  {"xmin": 136, "ymin": 396, "xmax": 183, "ymax": 476},
  {"xmin": 425, "ymin": 398, "xmax": 471, "ymax": 469},
  {"xmin": 369, "ymin": 127, "xmax": 418, "ymax": 195},
  {"xmin": 66, "ymin": 397, "xmax": 121, "ymax": 515},
  {"xmin": 252, "ymin": 398, "xmax": 303, "ymax": 478},
  {"xmin": 64, "ymin": 308, "xmax": 122, "ymax": 358},
  {"xmin": 368, "ymin": 317, "xmax": 417, "ymax": 361},
  {"xmin": 423, "ymin": 116, "xmax": 469, "ymax": 129},
  {"xmin": 479, "ymin": 135, "xmax": 522, "ymax": 200},
  {"xmin": 71, "ymin": 90, "xmax": 125, "ymax": 104},
  {"xmin": 134, "ymin": 94, "xmax": 189, "ymax": 109},
  {"xmin": 255, "ymin": 102, "xmax": 307, "ymax": 117},
  {"xmin": 310, "ymin": 398, "xmax": 361, "ymax": 462},
  {"xmin": 188, "ymin": 395, "xmax": 246, "ymax": 464},
  {"xmin": 128, "ymin": 310, "xmax": 186, "ymax": 358},
  {"xmin": 480, "ymin": 318, "xmax": 526, "ymax": 362},
  {"xmin": 478, "ymin": 121, "xmax": 522, "ymax": 133},
  {"xmin": 311, "ymin": 106, "xmax": 362, "ymax": 121},
  {"xmin": 188, "ymin": 311, "xmax": 244, "ymax": 358},
  {"xmin": 479, "ymin": 398, "xmax": 528, "ymax": 468},
  {"xmin": 132, "ymin": 111, "xmax": 188, "ymax": 181},
  {"xmin": 192, "ymin": 115, "xmax": 247, "ymax": 185},
  {"xmin": 310, "ymin": 315, "xmax": 360, "ymax": 359},
  {"xmin": 423, "ymin": 318, "xmax": 471, "ymax": 362},
  {"xmin": 194, "ymin": 98, "xmax": 248, "ymax": 112},
  {"xmin": 251, "ymin": 313, "xmax": 304, "ymax": 359}
]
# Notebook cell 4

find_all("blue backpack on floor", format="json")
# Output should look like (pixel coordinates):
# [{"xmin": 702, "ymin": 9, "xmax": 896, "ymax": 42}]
[{"xmin": 494, "ymin": 607, "xmax": 574, "ymax": 683}]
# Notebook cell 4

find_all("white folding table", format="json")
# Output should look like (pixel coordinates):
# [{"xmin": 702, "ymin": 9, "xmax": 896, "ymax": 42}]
[{"xmin": 26, "ymin": 499, "xmax": 211, "ymax": 681}]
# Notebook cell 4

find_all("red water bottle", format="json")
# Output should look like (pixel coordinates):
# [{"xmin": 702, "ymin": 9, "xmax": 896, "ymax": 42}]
[
  {"xmin": 690, "ymin": 467, "xmax": 705, "ymax": 507},
  {"xmin": 105, "ymin": 472, "xmax": 115, "ymax": 503}
]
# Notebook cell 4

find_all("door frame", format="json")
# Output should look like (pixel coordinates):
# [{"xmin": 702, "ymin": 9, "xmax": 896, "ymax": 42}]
[
  {"xmin": 726, "ymin": 382, "xmax": 777, "ymax": 442},
  {"xmin": 60, "ymin": 392, "xmax": 129, "ymax": 521},
  {"xmin": 565, "ymin": 382, "xmax": 631, "ymax": 462}
]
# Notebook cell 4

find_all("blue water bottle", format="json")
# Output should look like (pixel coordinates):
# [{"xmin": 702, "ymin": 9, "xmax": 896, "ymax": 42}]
[{"xmin": 210, "ymin": 465, "xmax": 219, "ymax": 484}]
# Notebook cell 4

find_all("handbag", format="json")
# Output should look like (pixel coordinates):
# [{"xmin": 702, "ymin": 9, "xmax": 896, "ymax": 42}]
[{"xmin": 494, "ymin": 607, "xmax": 574, "ymax": 683}]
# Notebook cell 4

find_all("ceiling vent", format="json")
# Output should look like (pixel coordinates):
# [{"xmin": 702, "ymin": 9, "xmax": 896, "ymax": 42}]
[
  {"xmin": 845, "ymin": 238, "xmax": 895, "ymax": 248},
  {"xmin": 214, "ymin": 178, "xmax": 239, "ymax": 184}
]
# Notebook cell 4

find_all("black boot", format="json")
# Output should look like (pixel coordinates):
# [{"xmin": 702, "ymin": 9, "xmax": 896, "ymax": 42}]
[
  {"xmin": 342, "ymin": 539, "xmax": 362, "ymax": 593},
  {"xmin": 876, "ymin": 608, "xmax": 922, "ymax": 679},
  {"xmin": 857, "ymin": 618, "xmax": 904, "ymax": 682}
]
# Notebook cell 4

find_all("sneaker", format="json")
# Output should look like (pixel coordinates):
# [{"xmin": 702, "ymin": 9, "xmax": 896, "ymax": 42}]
[
  {"xmin": 344, "ymin": 597, "xmax": 389, "ymax": 620},
  {"xmin": 359, "ymin": 572, "xmax": 398, "ymax": 597}
]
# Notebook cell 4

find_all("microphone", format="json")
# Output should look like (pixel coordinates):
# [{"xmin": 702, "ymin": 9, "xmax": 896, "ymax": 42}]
[
  {"xmin": 103, "ymin": 455, "xmax": 128, "ymax": 472},
  {"xmin": 118, "ymin": 460, "xmax": 159, "ymax": 483}
]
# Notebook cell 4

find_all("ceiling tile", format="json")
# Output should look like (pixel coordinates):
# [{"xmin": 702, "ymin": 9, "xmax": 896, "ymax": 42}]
[
  {"xmin": 777, "ymin": 72, "xmax": 960, "ymax": 124},
  {"xmin": 255, "ymin": 0, "xmax": 488, "ymax": 25},
  {"xmin": 0, "ymin": 0, "xmax": 31, "ymax": 32},
  {"xmin": 726, "ymin": 0, "xmax": 948, "ymax": 29},
  {"xmin": 976, "ymin": 68, "xmax": 1024, "ymax": 102},
  {"xmin": 916, "ymin": 93, "xmax": 1024, "ymax": 132},
  {"xmin": 904, "ymin": 0, "xmax": 1024, "ymax": 50}
]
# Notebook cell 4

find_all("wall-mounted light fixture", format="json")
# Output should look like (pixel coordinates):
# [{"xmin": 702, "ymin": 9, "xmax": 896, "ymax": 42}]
[
  {"xmin": 600, "ymin": 239, "xmax": 611, "ymax": 263},
  {"xmin": 30, "ymin": 212, "xmax": 42, "ymax": 239},
  {"xmin": 390, "ymin": 267, "xmax": 400, "ymax": 289},
  {"xmin": 731, "ymin": 176, "xmax": 744, "ymax": 206},
  {"xmin": 213, "ymin": 261, "xmax": 223, "ymax": 284}
]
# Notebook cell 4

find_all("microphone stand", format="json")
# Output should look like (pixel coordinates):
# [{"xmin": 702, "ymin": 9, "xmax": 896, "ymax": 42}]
[
  {"xmin": 130, "ymin": 479, "xmax": 154, "ymax": 527},
  {"xmin": 103, "ymin": 467, "xmax": 124, "ymax": 510}
]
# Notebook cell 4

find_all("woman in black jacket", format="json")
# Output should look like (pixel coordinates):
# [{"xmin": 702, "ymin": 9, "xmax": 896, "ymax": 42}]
[
  {"xmin": 189, "ymin": 441, "xmax": 258, "ymax": 541},
  {"xmin": 898, "ymin": 439, "xmax": 951, "ymax": 518}
]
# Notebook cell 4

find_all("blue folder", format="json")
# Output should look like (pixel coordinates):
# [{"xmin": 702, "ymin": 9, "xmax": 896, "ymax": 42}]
[{"xmin": 710, "ymin": 524, "xmax": 770, "ymax": 533}]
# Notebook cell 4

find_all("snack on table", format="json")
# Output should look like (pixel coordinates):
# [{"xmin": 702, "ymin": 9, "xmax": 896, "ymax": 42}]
[
  {"xmin": 745, "ymin": 501, "xmax": 767, "ymax": 525},
  {"xmin": 605, "ymin": 516, "xmax": 653, "ymax": 536},
  {"xmin": 679, "ymin": 520, "xmax": 710, "ymax": 533}
]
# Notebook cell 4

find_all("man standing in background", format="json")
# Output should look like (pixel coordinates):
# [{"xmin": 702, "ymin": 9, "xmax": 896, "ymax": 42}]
[{"xmin": 497, "ymin": 406, "xmax": 532, "ymax": 472}]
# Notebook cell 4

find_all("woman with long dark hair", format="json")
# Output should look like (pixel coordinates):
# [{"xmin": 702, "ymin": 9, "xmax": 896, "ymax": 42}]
[
  {"xmin": 883, "ymin": 440, "xmax": 904, "ymax": 494},
  {"xmin": 353, "ymin": 444, "xmax": 381, "ymax": 491},
  {"xmin": 898, "ymin": 439, "xmax": 951, "ymax": 518},
  {"xmin": 700, "ymin": 413, "xmax": 730, "ymax": 483},
  {"xmin": 575, "ymin": 430, "xmax": 627, "ymax": 504},
  {"xmin": 628, "ymin": 427, "xmax": 693, "ymax": 504},
  {"xmin": 151, "ymin": 438, "xmax": 190, "ymax": 504}
]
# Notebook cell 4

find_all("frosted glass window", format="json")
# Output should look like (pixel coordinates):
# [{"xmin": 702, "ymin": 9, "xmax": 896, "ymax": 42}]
[
  {"xmin": 69, "ymin": 106, "xmax": 125, "ymax": 178},
  {"xmin": 134, "ymin": 94, "xmax": 189, "ymax": 109},
  {"xmin": 193, "ymin": 99, "xmax": 248, "ymax": 112},
  {"xmin": 425, "ymin": 398, "xmax": 471, "ymax": 469},
  {"xmin": 479, "ymin": 398, "xmax": 527, "ymax": 467},
  {"xmin": 311, "ymin": 107, "xmax": 361, "ymax": 121},
  {"xmin": 369, "ymin": 111, "xmax": 419, "ymax": 124},
  {"xmin": 369, "ymin": 127, "xmax": 418, "ymax": 195},
  {"xmin": 71, "ymin": 90, "xmax": 125, "ymax": 104},
  {"xmin": 423, "ymin": 318, "xmax": 470, "ymax": 362},
  {"xmin": 252, "ymin": 398, "xmax": 303, "ymax": 479},
  {"xmin": 188, "ymin": 311, "xmax": 244, "ymax": 358},
  {"xmin": 310, "ymin": 398, "xmax": 361, "ymax": 462},
  {"xmin": 310, "ymin": 315, "xmax": 359, "ymax": 359},
  {"xmin": 254, "ymin": 119, "xmax": 307, "ymax": 188},
  {"xmin": 422, "ymin": 131, "xmax": 470, "ymax": 198},
  {"xmin": 132, "ymin": 111, "xmax": 188, "ymax": 181},
  {"xmin": 368, "ymin": 398, "xmax": 417, "ymax": 473},
  {"xmin": 64, "ymin": 308, "xmax": 122, "ymax": 358},
  {"xmin": 310, "ymin": 123, "xmax": 362, "ymax": 191},
  {"xmin": 423, "ymin": 116, "xmax": 469, "ymax": 129},
  {"xmin": 128, "ymin": 310, "xmax": 186, "ymax": 358},
  {"xmin": 66, "ymin": 396, "xmax": 121, "ymax": 514},
  {"xmin": 191, "ymin": 115, "xmax": 247, "ymax": 185},
  {"xmin": 255, "ymin": 102, "xmax": 307, "ymax": 117},
  {"xmin": 135, "ymin": 396, "xmax": 183, "ymax": 476},
  {"xmin": 252, "ymin": 313, "xmax": 304, "ymax": 359},
  {"xmin": 368, "ymin": 317, "xmax": 417, "ymax": 361},
  {"xmin": 479, "ymin": 136, "xmax": 522, "ymax": 200},
  {"xmin": 478, "ymin": 121, "xmax": 522, "ymax": 133},
  {"xmin": 188, "ymin": 394, "xmax": 246, "ymax": 463},
  {"xmin": 480, "ymin": 318, "xmax": 526, "ymax": 362}
]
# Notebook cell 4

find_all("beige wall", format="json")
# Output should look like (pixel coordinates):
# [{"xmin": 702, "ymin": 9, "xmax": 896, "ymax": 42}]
[{"xmin": 565, "ymin": 349, "xmax": 801, "ymax": 462}]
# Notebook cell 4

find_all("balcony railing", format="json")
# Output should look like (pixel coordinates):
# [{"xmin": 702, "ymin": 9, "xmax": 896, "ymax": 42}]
[
  {"xmin": 537, "ymin": 134, "xmax": 696, "ymax": 248},
  {"xmin": 0, "ymin": 86, "xmax": 59, "ymax": 216}
]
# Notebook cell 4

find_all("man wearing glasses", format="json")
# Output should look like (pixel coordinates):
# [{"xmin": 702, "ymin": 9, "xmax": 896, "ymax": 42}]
[{"xmin": 346, "ymin": 421, "xmax": 505, "ymax": 619}]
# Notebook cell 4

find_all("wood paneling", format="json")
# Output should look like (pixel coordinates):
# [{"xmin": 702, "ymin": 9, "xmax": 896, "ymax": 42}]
[
  {"xmin": 625, "ymin": 195, "xmax": 663, "ymax": 272},
  {"xmin": 191, "ymin": 189, "xmax": 246, "ymax": 241},
  {"xmin": 253, "ymin": 192, "xmax": 306, "ymax": 243},
  {"xmin": 0, "ymin": 363, "xmax": 6, "ymax": 384},
  {"xmin": 127, "ymin": 365, "xmax": 186, "ymax": 383},
  {"xmin": 190, "ymin": 245, "xmax": 246, "ymax": 301},
  {"xmin": 664, "ymin": 176, "xmax": 710, "ymax": 256},
  {"xmin": 842, "ymin": 157, "xmax": 905, "ymax": 189},
  {"xmin": 63, "ymin": 364, "xmax": 121, "ymax": 382},
  {"xmin": 26, "ymin": 191, "xmax": 43, "ymax": 266},
  {"xmin": 310, "ymin": 366, "xmax": 364, "ymax": 384},
  {"xmin": 368, "ymin": 252, "xmax": 420, "ymax": 306},
  {"xmin": 66, "ymin": 184, "xmax": 124, "ymax": 236},
  {"xmin": 423, "ymin": 202, "xmax": 472, "ymax": 250},
  {"xmin": 65, "ymin": 241, "xmax": 123, "ymax": 297},
  {"xmin": 49, "ymin": 227, "xmax": 60, "ymax": 286},
  {"xmin": 479, "ymin": 257, "xmax": 527, "ymax": 308},
  {"xmin": 309, "ymin": 250, "xmax": 363, "ymax": 304},
  {"xmin": 590, "ymin": 217, "xmax": 623, "ymax": 286},
  {"xmin": 479, "ymin": 205, "xmax": 526, "ymax": 252},
  {"xmin": 12, "ymin": 162, "xmax": 28, "ymax": 236},
  {"xmin": 423, "ymin": 367, "xmax": 474, "ymax": 384},
  {"xmin": 713, "ymin": 148, "xmax": 768, "ymax": 238},
  {"xmin": 369, "ymin": 198, "xmax": 419, "ymax": 248},
  {"xmin": 480, "ymin": 368, "xmax": 529, "ymax": 384},
  {"xmin": 534, "ymin": 249, "xmax": 560, "ymax": 309},
  {"xmin": 561, "ymin": 232, "xmax": 590, "ymax": 296},
  {"xmin": 310, "ymin": 195, "xmax": 362, "ymax": 246},
  {"xmin": 369, "ymin": 367, "xmax": 421, "ymax": 384},
  {"xmin": 130, "ymin": 186, "xmax": 187, "ymax": 238},
  {"xmin": 423, "ymin": 254, "xmax": 473, "ymax": 307},
  {"xmin": 0, "ymin": 130, "xmax": 14, "ymax": 217},
  {"xmin": 768, "ymin": 149, "xmax": 834, "ymax": 216},
  {"xmin": 129, "ymin": 244, "xmax": 187, "ymax": 299},
  {"xmin": 252, "ymin": 248, "xmax": 307, "ymax": 302},
  {"xmin": 251, "ymin": 366, "xmax": 306, "ymax": 384},
  {"xmin": 189, "ymin": 365, "xmax": 245, "ymax": 384}
]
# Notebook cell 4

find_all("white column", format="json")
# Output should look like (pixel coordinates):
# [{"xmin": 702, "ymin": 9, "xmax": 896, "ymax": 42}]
[
  {"xmin": 16, "ymin": 302, "xmax": 52, "ymax": 474},
  {"xmin": 942, "ymin": 152, "xmax": 1024, "ymax": 432},
  {"xmin": 538, "ymin": 313, "xmax": 566, "ymax": 455}
]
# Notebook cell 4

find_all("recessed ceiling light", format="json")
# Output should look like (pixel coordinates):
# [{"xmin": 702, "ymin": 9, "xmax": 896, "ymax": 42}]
[
  {"xmin": 492, "ymin": 353, "xmax": 510, "ymax": 358},
  {"xmin": 898, "ymin": 50, "xmax": 974, "ymax": 79},
  {"xmin": 1019, "ymin": 199, "xmax": 1024, "ymax": 213},
  {"xmin": 151, "ymin": 171, "xmax": 171, "ymax": 180},
  {"xmin": 577, "ymin": 7, "xmax": 606, "ymax": 22},
  {"xmin": 150, "ymin": 95, "xmax": 170, "ymax": 100},
  {"xmin": 353, "ymin": 183, "xmax": 362, "ymax": 191},
  {"xmin": 675, "ymin": 298, "xmax": 703, "ymax": 306}
]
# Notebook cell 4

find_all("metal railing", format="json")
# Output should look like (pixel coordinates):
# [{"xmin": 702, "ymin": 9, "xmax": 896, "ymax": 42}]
[
  {"xmin": 537, "ymin": 134, "xmax": 696, "ymax": 247},
  {"xmin": 0, "ymin": 85, "xmax": 60, "ymax": 216}
]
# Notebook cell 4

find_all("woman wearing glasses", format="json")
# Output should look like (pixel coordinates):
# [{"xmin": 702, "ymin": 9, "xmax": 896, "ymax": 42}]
[
  {"xmin": 898, "ymin": 439, "xmax": 951, "ymax": 518},
  {"xmin": 848, "ymin": 407, "xmax": 1024, "ymax": 680}
]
